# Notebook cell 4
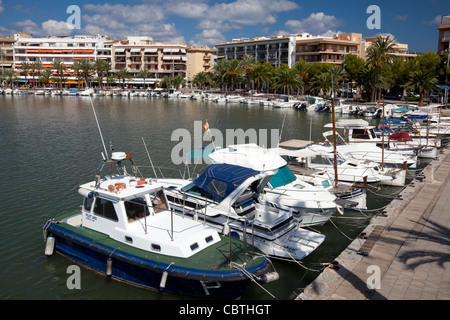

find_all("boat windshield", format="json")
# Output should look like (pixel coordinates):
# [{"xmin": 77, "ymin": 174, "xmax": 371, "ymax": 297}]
[{"xmin": 269, "ymin": 165, "xmax": 296, "ymax": 188}]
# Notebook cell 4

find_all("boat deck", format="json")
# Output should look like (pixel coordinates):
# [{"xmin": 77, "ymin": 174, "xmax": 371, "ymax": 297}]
[{"xmin": 49, "ymin": 210, "xmax": 266, "ymax": 274}]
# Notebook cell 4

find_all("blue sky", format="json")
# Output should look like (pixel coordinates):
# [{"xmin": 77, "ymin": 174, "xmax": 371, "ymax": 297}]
[{"xmin": 0, "ymin": 0, "xmax": 449, "ymax": 52}]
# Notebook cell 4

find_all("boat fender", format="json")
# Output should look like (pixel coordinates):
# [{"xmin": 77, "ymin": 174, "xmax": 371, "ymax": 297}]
[
  {"xmin": 45, "ymin": 234, "xmax": 55, "ymax": 256},
  {"xmin": 159, "ymin": 271, "xmax": 169, "ymax": 291},
  {"xmin": 336, "ymin": 204, "xmax": 344, "ymax": 215},
  {"xmin": 222, "ymin": 224, "xmax": 230, "ymax": 235},
  {"xmin": 193, "ymin": 213, "xmax": 199, "ymax": 221},
  {"xmin": 256, "ymin": 272, "xmax": 279, "ymax": 284},
  {"xmin": 106, "ymin": 257, "xmax": 113, "ymax": 276}
]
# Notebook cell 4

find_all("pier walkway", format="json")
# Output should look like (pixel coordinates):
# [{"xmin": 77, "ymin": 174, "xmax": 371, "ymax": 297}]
[{"xmin": 298, "ymin": 145, "xmax": 450, "ymax": 300}]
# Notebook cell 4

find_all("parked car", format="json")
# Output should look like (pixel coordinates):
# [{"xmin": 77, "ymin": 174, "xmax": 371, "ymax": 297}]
[{"xmin": 382, "ymin": 93, "xmax": 401, "ymax": 100}]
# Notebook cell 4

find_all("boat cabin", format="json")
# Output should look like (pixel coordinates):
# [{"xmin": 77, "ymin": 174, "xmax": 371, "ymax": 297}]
[{"xmin": 73, "ymin": 153, "xmax": 221, "ymax": 259}]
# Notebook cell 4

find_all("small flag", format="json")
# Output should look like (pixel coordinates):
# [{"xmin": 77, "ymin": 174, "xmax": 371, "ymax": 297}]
[{"xmin": 203, "ymin": 121, "xmax": 210, "ymax": 132}]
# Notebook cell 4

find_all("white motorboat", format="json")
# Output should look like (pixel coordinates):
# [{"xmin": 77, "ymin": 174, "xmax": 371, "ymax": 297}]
[
  {"xmin": 158, "ymin": 164, "xmax": 325, "ymax": 261},
  {"xmin": 206, "ymin": 143, "xmax": 341, "ymax": 226}
]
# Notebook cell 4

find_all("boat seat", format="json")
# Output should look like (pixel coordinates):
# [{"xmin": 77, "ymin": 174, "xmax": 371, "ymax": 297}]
[{"xmin": 233, "ymin": 190, "xmax": 256, "ymax": 216}]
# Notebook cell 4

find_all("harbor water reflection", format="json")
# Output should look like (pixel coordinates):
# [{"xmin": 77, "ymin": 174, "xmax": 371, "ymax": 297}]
[{"xmin": 0, "ymin": 94, "xmax": 431, "ymax": 300}]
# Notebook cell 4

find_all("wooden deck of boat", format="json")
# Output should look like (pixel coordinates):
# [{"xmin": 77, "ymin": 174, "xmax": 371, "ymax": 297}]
[{"xmin": 297, "ymin": 143, "xmax": 450, "ymax": 300}]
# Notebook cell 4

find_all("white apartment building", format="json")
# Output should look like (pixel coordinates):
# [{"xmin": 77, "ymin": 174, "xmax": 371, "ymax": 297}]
[{"xmin": 13, "ymin": 32, "xmax": 114, "ymax": 85}]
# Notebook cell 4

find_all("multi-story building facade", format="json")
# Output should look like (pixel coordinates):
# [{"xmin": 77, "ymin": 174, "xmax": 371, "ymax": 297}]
[
  {"xmin": 0, "ymin": 37, "xmax": 16, "ymax": 74},
  {"xmin": 437, "ymin": 15, "xmax": 450, "ymax": 57},
  {"xmin": 362, "ymin": 35, "xmax": 417, "ymax": 61},
  {"xmin": 111, "ymin": 36, "xmax": 214, "ymax": 87},
  {"xmin": 215, "ymin": 35, "xmax": 297, "ymax": 67},
  {"xmin": 186, "ymin": 46, "xmax": 214, "ymax": 83},
  {"xmin": 295, "ymin": 33, "xmax": 362, "ymax": 64},
  {"xmin": 111, "ymin": 36, "xmax": 188, "ymax": 86},
  {"xmin": 13, "ymin": 32, "xmax": 113, "ymax": 86}
]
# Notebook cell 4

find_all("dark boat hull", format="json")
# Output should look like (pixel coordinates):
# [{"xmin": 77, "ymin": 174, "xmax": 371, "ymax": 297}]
[{"xmin": 45, "ymin": 222, "xmax": 269, "ymax": 299}]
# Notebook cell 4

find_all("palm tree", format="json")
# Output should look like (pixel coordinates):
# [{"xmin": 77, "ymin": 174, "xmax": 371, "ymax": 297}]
[
  {"xmin": 20, "ymin": 62, "xmax": 31, "ymax": 87},
  {"xmin": 3, "ymin": 69, "xmax": 16, "ymax": 88},
  {"xmin": 138, "ymin": 68, "xmax": 151, "ymax": 90},
  {"xmin": 293, "ymin": 59, "xmax": 310, "ymax": 95},
  {"xmin": 115, "ymin": 68, "xmax": 130, "ymax": 88},
  {"xmin": 40, "ymin": 68, "xmax": 53, "ymax": 87},
  {"xmin": 158, "ymin": 75, "xmax": 171, "ymax": 89},
  {"xmin": 31, "ymin": 61, "xmax": 42, "ymax": 88},
  {"xmin": 93, "ymin": 59, "xmax": 109, "ymax": 89},
  {"xmin": 241, "ymin": 54, "xmax": 255, "ymax": 91},
  {"xmin": 79, "ymin": 59, "xmax": 93, "ymax": 87},
  {"xmin": 212, "ymin": 59, "xmax": 229, "ymax": 91},
  {"xmin": 250, "ymin": 62, "xmax": 272, "ymax": 93},
  {"xmin": 274, "ymin": 67, "xmax": 302, "ymax": 95},
  {"xmin": 366, "ymin": 36, "xmax": 396, "ymax": 101},
  {"xmin": 193, "ymin": 72, "xmax": 211, "ymax": 90},
  {"xmin": 52, "ymin": 59, "xmax": 66, "ymax": 89},
  {"xmin": 406, "ymin": 70, "xmax": 438, "ymax": 106},
  {"xmin": 311, "ymin": 72, "xmax": 332, "ymax": 97},
  {"xmin": 171, "ymin": 75, "xmax": 186, "ymax": 90},
  {"xmin": 226, "ymin": 59, "xmax": 242, "ymax": 92},
  {"xmin": 328, "ymin": 65, "xmax": 344, "ymax": 97},
  {"xmin": 72, "ymin": 61, "xmax": 83, "ymax": 90}
]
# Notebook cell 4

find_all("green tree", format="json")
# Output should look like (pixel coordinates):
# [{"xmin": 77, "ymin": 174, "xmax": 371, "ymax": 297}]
[
  {"xmin": 115, "ymin": 68, "xmax": 130, "ymax": 89},
  {"xmin": 226, "ymin": 59, "xmax": 242, "ymax": 92},
  {"xmin": 311, "ymin": 72, "xmax": 332, "ymax": 97},
  {"xmin": 274, "ymin": 67, "xmax": 302, "ymax": 95},
  {"xmin": 366, "ymin": 36, "xmax": 396, "ymax": 101},
  {"xmin": 79, "ymin": 59, "xmax": 93, "ymax": 87},
  {"xmin": 138, "ymin": 68, "xmax": 151, "ymax": 90},
  {"xmin": 293, "ymin": 59, "xmax": 310, "ymax": 95},
  {"xmin": 212, "ymin": 59, "xmax": 229, "ymax": 91},
  {"xmin": 40, "ymin": 68, "xmax": 53, "ymax": 87},
  {"xmin": 406, "ymin": 70, "xmax": 438, "ymax": 106},
  {"xmin": 31, "ymin": 61, "xmax": 43, "ymax": 88},
  {"xmin": 20, "ymin": 62, "xmax": 31, "ymax": 87},
  {"xmin": 171, "ymin": 75, "xmax": 186, "ymax": 90},
  {"xmin": 193, "ymin": 72, "xmax": 212, "ymax": 90},
  {"xmin": 3, "ymin": 69, "xmax": 16, "ymax": 88},
  {"xmin": 93, "ymin": 59, "xmax": 110, "ymax": 89},
  {"xmin": 52, "ymin": 59, "xmax": 66, "ymax": 89},
  {"xmin": 250, "ymin": 62, "xmax": 272, "ymax": 92}
]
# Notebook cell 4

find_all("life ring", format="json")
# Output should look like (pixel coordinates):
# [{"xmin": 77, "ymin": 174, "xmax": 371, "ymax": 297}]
[
  {"xmin": 137, "ymin": 179, "xmax": 147, "ymax": 185},
  {"xmin": 108, "ymin": 183, "xmax": 126, "ymax": 191}
]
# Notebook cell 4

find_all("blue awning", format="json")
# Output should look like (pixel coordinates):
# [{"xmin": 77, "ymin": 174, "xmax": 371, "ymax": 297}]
[{"xmin": 192, "ymin": 164, "xmax": 259, "ymax": 201}]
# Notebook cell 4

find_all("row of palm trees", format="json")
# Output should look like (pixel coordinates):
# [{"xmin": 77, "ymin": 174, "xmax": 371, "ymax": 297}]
[
  {"xmin": 1, "ymin": 59, "xmax": 179, "ymax": 90},
  {"xmin": 201, "ymin": 36, "xmax": 445, "ymax": 105}
]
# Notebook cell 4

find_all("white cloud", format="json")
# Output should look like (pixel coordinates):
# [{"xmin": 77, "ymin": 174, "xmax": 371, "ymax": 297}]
[
  {"xmin": 13, "ymin": 19, "xmax": 73, "ymax": 37},
  {"xmin": 41, "ymin": 20, "xmax": 73, "ymax": 36},
  {"xmin": 165, "ymin": 1, "xmax": 209, "ymax": 19},
  {"xmin": 0, "ymin": 0, "xmax": 4, "ymax": 14},
  {"xmin": 191, "ymin": 0, "xmax": 299, "ymax": 47},
  {"xmin": 284, "ymin": 12, "xmax": 345, "ymax": 36},
  {"xmin": 423, "ymin": 15, "xmax": 444, "ymax": 25}
]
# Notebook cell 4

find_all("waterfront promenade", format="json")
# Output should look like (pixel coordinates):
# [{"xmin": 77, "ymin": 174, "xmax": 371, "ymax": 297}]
[{"xmin": 298, "ymin": 144, "xmax": 450, "ymax": 300}]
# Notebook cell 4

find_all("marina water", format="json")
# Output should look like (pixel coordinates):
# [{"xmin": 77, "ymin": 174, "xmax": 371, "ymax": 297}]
[{"xmin": 0, "ymin": 94, "xmax": 430, "ymax": 300}]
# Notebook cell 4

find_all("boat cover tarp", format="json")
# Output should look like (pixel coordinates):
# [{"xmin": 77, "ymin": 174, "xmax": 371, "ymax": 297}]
[
  {"xmin": 193, "ymin": 164, "xmax": 259, "ymax": 201},
  {"xmin": 185, "ymin": 146, "xmax": 215, "ymax": 160},
  {"xmin": 390, "ymin": 132, "xmax": 413, "ymax": 141}
]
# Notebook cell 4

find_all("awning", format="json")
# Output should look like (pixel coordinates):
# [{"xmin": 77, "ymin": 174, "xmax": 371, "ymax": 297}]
[
  {"xmin": 130, "ymin": 48, "xmax": 141, "ymax": 53},
  {"xmin": 144, "ymin": 48, "xmax": 158, "ymax": 53},
  {"xmin": 191, "ymin": 164, "xmax": 259, "ymax": 201},
  {"xmin": 115, "ymin": 48, "xmax": 125, "ymax": 53}
]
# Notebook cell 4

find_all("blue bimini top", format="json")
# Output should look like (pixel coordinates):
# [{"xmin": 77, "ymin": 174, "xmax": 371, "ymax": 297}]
[{"xmin": 192, "ymin": 164, "xmax": 259, "ymax": 201}]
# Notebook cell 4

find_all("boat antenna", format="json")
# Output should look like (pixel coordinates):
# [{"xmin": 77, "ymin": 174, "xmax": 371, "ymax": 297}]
[
  {"xmin": 142, "ymin": 136, "xmax": 158, "ymax": 179},
  {"xmin": 278, "ymin": 112, "xmax": 287, "ymax": 146},
  {"xmin": 89, "ymin": 96, "xmax": 109, "ymax": 160}
]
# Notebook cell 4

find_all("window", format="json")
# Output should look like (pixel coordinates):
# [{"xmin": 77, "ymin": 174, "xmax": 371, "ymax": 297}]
[
  {"xmin": 125, "ymin": 236, "xmax": 133, "ymax": 243},
  {"xmin": 84, "ymin": 197, "xmax": 93, "ymax": 212},
  {"xmin": 151, "ymin": 244, "xmax": 161, "ymax": 252},
  {"xmin": 93, "ymin": 198, "xmax": 118, "ymax": 221},
  {"xmin": 190, "ymin": 243, "xmax": 199, "ymax": 251},
  {"xmin": 205, "ymin": 235, "xmax": 214, "ymax": 243},
  {"xmin": 125, "ymin": 197, "xmax": 148, "ymax": 221}
]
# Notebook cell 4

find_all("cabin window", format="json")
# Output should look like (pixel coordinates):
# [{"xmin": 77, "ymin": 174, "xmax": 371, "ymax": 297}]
[
  {"xmin": 84, "ymin": 197, "xmax": 93, "ymax": 212},
  {"xmin": 151, "ymin": 190, "xmax": 168, "ymax": 213},
  {"xmin": 207, "ymin": 179, "xmax": 228, "ymax": 199},
  {"xmin": 151, "ymin": 244, "xmax": 161, "ymax": 252},
  {"xmin": 93, "ymin": 198, "xmax": 118, "ymax": 222},
  {"xmin": 125, "ymin": 197, "xmax": 149, "ymax": 222},
  {"xmin": 205, "ymin": 235, "xmax": 214, "ymax": 243},
  {"xmin": 125, "ymin": 236, "xmax": 133, "ymax": 244},
  {"xmin": 190, "ymin": 243, "xmax": 199, "ymax": 251},
  {"xmin": 352, "ymin": 128, "xmax": 371, "ymax": 139}
]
